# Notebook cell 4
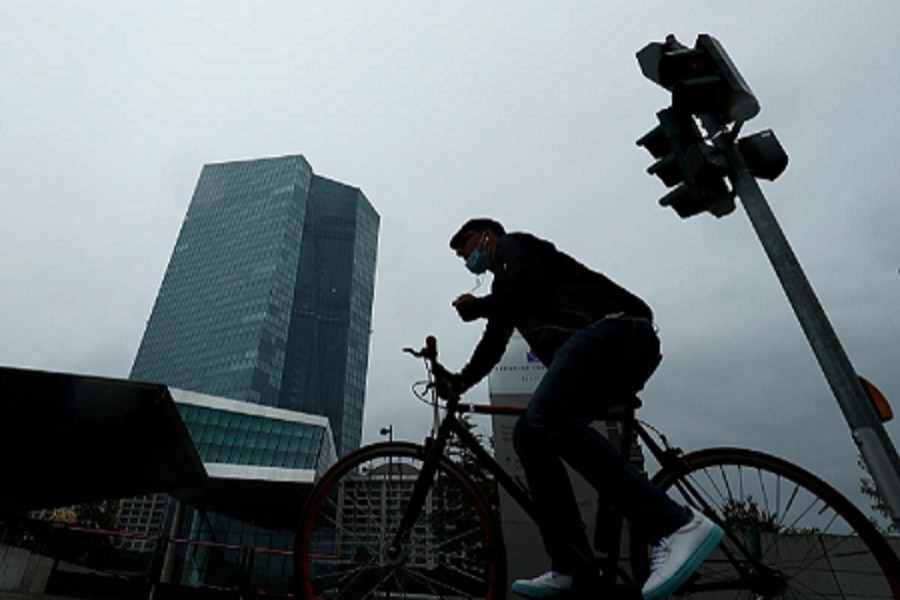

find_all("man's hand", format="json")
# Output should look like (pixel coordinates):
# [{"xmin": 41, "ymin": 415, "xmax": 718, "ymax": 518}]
[
  {"xmin": 431, "ymin": 362, "xmax": 465, "ymax": 400},
  {"xmin": 452, "ymin": 294, "xmax": 480, "ymax": 322}
]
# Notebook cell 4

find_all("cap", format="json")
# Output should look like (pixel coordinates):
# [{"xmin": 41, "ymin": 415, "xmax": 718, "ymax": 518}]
[{"xmin": 449, "ymin": 218, "xmax": 506, "ymax": 249}]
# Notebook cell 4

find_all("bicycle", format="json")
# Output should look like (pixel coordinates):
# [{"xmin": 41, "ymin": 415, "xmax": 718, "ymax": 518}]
[{"xmin": 295, "ymin": 336, "xmax": 900, "ymax": 599}]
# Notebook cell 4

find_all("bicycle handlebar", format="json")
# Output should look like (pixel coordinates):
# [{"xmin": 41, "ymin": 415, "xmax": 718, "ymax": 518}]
[
  {"xmin": 404, "ymin": 336, "xmax": 527, "ymax": 417},
  {"xmin": 402, "ymin": 335, "xmax": 438, "ymax": 361}
]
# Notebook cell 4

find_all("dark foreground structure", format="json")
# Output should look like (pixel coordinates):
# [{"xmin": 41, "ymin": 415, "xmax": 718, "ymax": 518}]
[{"xmin": 0, "ymin": 367, "xmax": 336, "ymax": 598}]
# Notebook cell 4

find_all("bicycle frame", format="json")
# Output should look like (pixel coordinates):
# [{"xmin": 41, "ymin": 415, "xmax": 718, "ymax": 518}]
[
  {"xmin": 258, "ymin": 340, "xmax": 891, "ymax": 599},
  {"xmin": 386, "ymin": 393, "xmax": 537, "ymax": 562},
  {"xmin": 388, "ymin": 340, "xmax": 779, "ymax": 593},
  {"xmin": 387, "ymin": 382, "xmax": 636, "ymax": 584},
  {"xmin": 387, "ymin": 388, "xmax": 786, "ymax": 596}
]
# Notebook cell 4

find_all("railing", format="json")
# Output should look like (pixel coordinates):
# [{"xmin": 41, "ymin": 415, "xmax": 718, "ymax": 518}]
[{"xmin": 1, "ymin": 519, "xmax": 297, "ymax": 598}]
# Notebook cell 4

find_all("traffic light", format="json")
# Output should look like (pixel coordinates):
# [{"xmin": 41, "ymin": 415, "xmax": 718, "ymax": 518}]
[
  {"xmin": 637, "ymin": 34, "xmax": 759, "ymax": 123},
  {"xmin": 637, "ymin": 108, "xmax": 735, "ymax": 218},
  {"xmin": 738, "ymin": 129, "xmax": 789, "ymax": 181},
  {"xmin": 637, "ymin": 34, "xmax": 788, "ymax": 218}
]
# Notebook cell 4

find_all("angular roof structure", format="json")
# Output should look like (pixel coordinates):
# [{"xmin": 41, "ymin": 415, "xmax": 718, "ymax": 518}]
[{"xmin": 0, "ymin": 367, "xmax": 337, "ymax": 529}]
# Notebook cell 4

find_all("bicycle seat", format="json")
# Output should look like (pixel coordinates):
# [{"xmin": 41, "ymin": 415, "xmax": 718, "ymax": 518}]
[
  {"xmin": 595, "ymin": 353, "xmax": 661, "ymax": 419},
  {"xmin": 598, "ymin": 395, "xmax": 642, "ymax": 420}
]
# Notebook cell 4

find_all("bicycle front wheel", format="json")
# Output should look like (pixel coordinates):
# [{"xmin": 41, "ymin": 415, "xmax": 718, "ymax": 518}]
[
  {"xmin": 631, "ymin": 447, "xmax": 900, "ymax": 598},
  {"xmin": 295, "ymin": 441, "xmax": 507, "ymax": 599}
]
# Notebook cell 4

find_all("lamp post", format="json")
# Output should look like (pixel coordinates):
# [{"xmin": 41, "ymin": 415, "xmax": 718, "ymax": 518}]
[{"xmin": 380, "ymin": 423, "xmax": 397, "ymax": 560}]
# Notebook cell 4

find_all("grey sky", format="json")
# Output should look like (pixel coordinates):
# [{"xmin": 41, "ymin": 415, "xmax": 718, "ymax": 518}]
[{"xmin": 1, "ymin": 2, "xmax": 898, "ymax": 521}]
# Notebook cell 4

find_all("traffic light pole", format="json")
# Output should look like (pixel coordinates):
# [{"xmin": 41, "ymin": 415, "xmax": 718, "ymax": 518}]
[
  {"xmin": 637, "ymin": 33, "xmax": 900, "ymax": 525},
  {"xmin": 724, "ymin": 143, "xmax": 900, "ymax": 527}
]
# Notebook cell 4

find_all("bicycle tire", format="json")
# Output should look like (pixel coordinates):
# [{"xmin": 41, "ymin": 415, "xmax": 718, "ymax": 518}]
[
  {"xmin": 630, "ymin": 447, "xmax": 900, "ymax": 598},
  {"xmin": 295, "ymin": 441, "xmax": 507, "ymax": 599}
]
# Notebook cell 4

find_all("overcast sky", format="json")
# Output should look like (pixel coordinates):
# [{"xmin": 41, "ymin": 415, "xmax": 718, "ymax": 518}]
[{"xmin": 1, "ymin": 2, "xmax": 898, "ymax": 522}]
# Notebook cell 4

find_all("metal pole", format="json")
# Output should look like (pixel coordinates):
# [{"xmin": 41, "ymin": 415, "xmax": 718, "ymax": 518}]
[
  {"xmin": 160, "ymin": 500, "xmax": 184, "ymax": 583},
  {"xmin": 724, "ymin": 143, "xmax": 900, "ymax": 526}
]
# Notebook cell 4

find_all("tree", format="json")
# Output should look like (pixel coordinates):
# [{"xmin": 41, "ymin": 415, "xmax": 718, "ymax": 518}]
[
  {"xmin": 445, "ymin": 414, "xmax": 498, "ymax": 506},
  {"xmin": 858, "ymin": 456, "xmax": 899, "ymax": 535},
  {"xmin": 74, "ymin": 499, "xmax": 121, "ymax": 530}
]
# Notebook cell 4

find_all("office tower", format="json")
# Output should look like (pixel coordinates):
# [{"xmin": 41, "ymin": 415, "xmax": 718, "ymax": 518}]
[
  {"xmin": 130, "ymin": 154, "xmax": 378, "ymax": 456},
  {"xmin": 118, "ymin": 494, "xmax": 168, "ymax": 552},
  {"xmin": 123, "ymin": 155, "xmax": 377, "ymax": 590}
]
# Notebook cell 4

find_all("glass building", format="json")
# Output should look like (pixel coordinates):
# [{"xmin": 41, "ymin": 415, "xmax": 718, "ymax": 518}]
[
  {"xmin": 162, "ymin": 389, "xmax": 338, "ymax": 591},
  {"xmin": 172, "ymin": 389, "xmax": 337, "ymax": 482},
  {"xmin": 130, "ymin": 154, "xmax": 378, "ymax": 456},
  {"xmin": 124, "ymin": 155, "xmax": 378, "ymax": 592}
]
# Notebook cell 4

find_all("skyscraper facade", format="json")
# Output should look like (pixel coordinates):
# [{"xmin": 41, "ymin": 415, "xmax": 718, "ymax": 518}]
[
  {"xmin": 124, "ymin": 155, "xmax": 377, "ymax": 591},
  {"xmin": 131, "ymin": 154, "xmax": 378, "ymax": 456}
]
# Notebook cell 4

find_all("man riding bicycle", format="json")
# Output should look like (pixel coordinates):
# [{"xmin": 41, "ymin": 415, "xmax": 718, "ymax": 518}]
[{"xmin": 440, "ymin": 218, "xmax": 723, "ymax": 599}]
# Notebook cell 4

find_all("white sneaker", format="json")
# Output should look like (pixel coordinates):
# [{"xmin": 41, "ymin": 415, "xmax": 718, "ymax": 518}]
[
  {"xmin": 642, "ymin": 511, "xmax": 724, "ymax": 599},
  {"xmin": 511, "ymin": 571, "xmax": 573, "ymax": 597}
]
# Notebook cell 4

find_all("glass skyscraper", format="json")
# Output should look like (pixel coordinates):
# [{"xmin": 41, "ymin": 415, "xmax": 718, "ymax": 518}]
[
  {"xmin": 131, "ymin": 154, "xmax": 378, "ymax": 456},
  {"xmin": 125, "ymin": 155, "xmax": 378, "ymax": 591}
]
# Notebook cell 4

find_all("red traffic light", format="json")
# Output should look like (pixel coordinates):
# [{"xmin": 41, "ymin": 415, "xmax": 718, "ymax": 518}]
[
  {"xmin": 658, "ymin": 48, "xmax": 715, "ymax": 88},
  {"xmin": 637, "ymin": 34, "xmax": 759, "ymax": 123}
]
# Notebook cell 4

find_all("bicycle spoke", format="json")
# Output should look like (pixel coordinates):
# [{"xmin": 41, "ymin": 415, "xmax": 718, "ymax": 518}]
[
  {"xmin": 315, "ymin": 491, "xmax": 385, "ymax": 560},
  {"xmin": 445, "ymin": 561, "xmax": 490, "ymax": 586},
  {"xmin": 320, "ymin": 556, "xmax": 380, "ymax": 599},
  {"xmin": 297, "ymin": 443, "xmax": 502, "ymax": 599},
  {"xmin": 402, "ymin": 563, "xmax": 483, "ymax": 598},
  {"xmin": 431, "ymin": 522, "xmax": 485, "ymax": 552},
  {"xmin": 756, "ymin": 469, "xmax": 779, "ymax": 514},
  {"xmin": 779, "ymin": 482, "xmax": 801, "ymax": 530},
  {"xmin": 400, "ymin": 568, "xmax": 452, "ymax": 596},
  {"xmin": 698, "ymin": 464, "xmax": 731, "ymax": 507},
  {"xmin": 637, "ymin": 448, "xmax": 900, "ymax": 599},
  {"xmin": 755, "ymin": 485, "xmax": 871, "ymax": 594},
  {"xmin": 720, "ymin": 463, "xmax": 735, "ymax": 503},
  {"xmin": 786, "ymin": 527, "xmax": 844, "ymax": 581}
]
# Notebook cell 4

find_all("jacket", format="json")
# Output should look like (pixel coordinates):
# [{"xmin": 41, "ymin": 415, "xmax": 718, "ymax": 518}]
[{"xmin": 459, "ymin": 232, "xmax": 653, "ymax": 389}]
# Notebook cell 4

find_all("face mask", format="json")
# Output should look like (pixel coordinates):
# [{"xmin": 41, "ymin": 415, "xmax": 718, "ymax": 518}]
[
  {"xmin": 465, "ymin": 248, "xmax": 491, "ymax": 274},
  {"xmin": 465, "ymin": 236, "xmax": 491, "ymax": 274}
]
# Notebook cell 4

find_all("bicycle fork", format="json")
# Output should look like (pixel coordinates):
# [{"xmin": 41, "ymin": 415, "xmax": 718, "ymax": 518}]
[{"xmin": 384, "ymin": 414, "xmax": 456, "ymax": 563}]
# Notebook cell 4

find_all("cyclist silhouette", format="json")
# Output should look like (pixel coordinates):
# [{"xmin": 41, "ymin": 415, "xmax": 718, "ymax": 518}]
[{"xmin": 443, "ymin": 218, "xmax": 723, "ymax": 599}]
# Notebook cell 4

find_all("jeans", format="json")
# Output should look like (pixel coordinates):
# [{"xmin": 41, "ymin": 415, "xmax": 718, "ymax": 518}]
[{"xmin": 512, "ymin": 316, "xmax": 689, "ymax": 576}]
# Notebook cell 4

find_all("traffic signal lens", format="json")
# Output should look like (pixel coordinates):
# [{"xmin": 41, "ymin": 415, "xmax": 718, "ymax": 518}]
[
  {"xmin": 647, "ymin": 154, "xmax": 682, "ymax": 187},
  {"xmin": 638, "ymin": 34, "xmax": 760, "ymax": 123},
  {"xmin": 737, "ymin": 130, "xmax": 788, "ymax": 181},
  {"xmin": 635, "ymin": 125, "xmax": 669, "ymax": 158},
  {"xmin": 658, "ymin": 49, "xmax": 713, "ymax": 87},
  {"xmin": 673, "ymin": 76, "xmax": 729, "ymax": 115},
  {"xmin": 659, "ymin": 186, "xmax": 698, "ymax": 217}
]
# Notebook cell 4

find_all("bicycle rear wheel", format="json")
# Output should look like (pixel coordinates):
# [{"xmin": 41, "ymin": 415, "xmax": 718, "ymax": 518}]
[
  {"xmin": 295, "ymin": 441, "xmax": 507, "ymax": 599},
  {"xmin": 631, "ymin": 447, "xmax": 900, "ymax": 598}
]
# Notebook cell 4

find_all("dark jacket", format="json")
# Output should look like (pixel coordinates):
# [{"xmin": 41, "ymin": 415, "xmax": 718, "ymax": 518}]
[{"xmin": 459, "ymin": 232, "xmax": 653, "ymax": 388}]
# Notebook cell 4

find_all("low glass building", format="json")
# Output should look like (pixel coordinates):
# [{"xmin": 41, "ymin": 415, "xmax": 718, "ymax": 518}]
[
  {"xmin": 173, "ymin": 389, "xmax": 336, "ymax": 485},
  {"xmin": 162, "ymin": 389, "xmax": 337, "ymax": 591}
]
